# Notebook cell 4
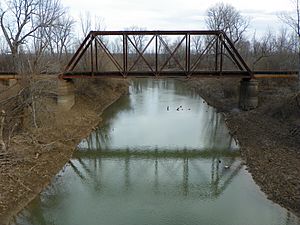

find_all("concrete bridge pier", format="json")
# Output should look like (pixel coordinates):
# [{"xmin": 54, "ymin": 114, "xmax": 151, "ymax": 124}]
[
  {"xmin": 57, "ymin": 79, "xmax": 75, "ymax": 111},
  {"xmin": 239, "ymin": 78, "xmax": 258, "ymax": 110}
]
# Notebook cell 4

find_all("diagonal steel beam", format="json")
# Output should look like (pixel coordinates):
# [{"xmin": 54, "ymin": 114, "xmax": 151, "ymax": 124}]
[
  {"xmin": 190, "ymin": 37, "xmax": 217, "ymax": 72},
  {"xmin": 66, "ymin": 35, "xmax": 95, "ymax": 72},
  {"xmin": 95, "ymin": 36, "xmax": 124, "ymax": 73},
  {"xmin": 158, "ymin": 35, "xmax": 186, "ymax": 72},
  {"xmin": 221, "ymin": 38, "xmax": 244, "ymax": 71},
  {"xmin": 128, "ymin": 35, "xmax": 155, "ymax": 72},
  {"xmin": 221, "ymin": 32, "xmax": 252, "ymax": 76},
  {"xmin": 65, "ymin": 33, "xmax": 93, "ymax": 72}
]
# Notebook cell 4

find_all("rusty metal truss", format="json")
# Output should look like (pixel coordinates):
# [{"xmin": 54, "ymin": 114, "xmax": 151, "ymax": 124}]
[{"xmin": 62, "ymin": 30, "xmax": 254, "ymax": 79}]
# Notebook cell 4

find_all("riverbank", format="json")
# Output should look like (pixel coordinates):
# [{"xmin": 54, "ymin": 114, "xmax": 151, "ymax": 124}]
[
  {"xmin": 0, "ymin": 78, "xmax": 128, "ymax": 225},
  {"xmin": 185, "ymin": 78, "xmax": 300, "ymax": 216}
]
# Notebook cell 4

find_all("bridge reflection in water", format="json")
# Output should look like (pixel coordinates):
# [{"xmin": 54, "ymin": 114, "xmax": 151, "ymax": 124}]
[
  {"xmin": 70, "ymin": 151, "xmax": 241, "ymax": 199},
  {"xmin": 15, "ymin": 152, "xmax": 299, "ymax": 225}
]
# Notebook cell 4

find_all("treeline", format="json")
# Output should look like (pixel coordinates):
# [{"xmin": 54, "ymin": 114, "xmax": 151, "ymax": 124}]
[{"xmin": 239, "ymin": 29, "xmax": 298, "ymax": 71}]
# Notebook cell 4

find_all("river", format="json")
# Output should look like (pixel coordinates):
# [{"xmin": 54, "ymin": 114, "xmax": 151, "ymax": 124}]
[{"xmin": 14, "ymin": 79, "xmax": 300, "ymax": 225}]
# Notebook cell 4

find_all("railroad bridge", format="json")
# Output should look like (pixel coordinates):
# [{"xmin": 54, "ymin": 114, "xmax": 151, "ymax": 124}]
[
  {"xmin": 1, "ymin": 30, "xmax": 298, "ymax": 110},
  {"xmin": 61, "ymin": 30, "xmax": 297, "ymax": 79},
  {"xmin": 62, "ymin": 30, "xmax": 252, "ymax": 78}
]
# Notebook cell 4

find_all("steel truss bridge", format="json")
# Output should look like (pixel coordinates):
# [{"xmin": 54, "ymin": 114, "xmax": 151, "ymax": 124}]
[{"xmin": 61, "ymin": 30, "xmax": 298, "ymax": 79}]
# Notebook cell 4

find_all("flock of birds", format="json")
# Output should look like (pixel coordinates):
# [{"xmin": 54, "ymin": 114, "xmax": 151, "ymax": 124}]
[
  {"xmin": 166, "ymin": 100, "xmax": 207, "ymax": 112},
  {"xmin": 166, "ymin": 105, "xmax": 191, "ymax": 111}
]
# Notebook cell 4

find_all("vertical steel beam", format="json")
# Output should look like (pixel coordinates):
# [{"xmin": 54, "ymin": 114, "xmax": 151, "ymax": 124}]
[
  {"xmin": 125, "ymin": 35, "xmax": 128, "ymax": 74},
  {"xmin": 155, "ymin": 34, "xmax": 158, "ymax": 75},
  {"xmin": 187, "ymin": 34, "xmax": 191, "ymax": 74},
  {"xmin": 185, "ymin": 34, "xmax": 188, "ymax": 72},
  {"xmin": 215, "ymin": 36, "xmax": 219, "ymax": 72},
  {"xmin": 95, "ymin": 37, "xmax": 98, "ymax": 72},
  {"xmin": 123, "ymin": 34, "xmax": 126, "ymax": 74},
  {"xmin": 220, "ymin": 37, "xmax": 223, "ymax": 74},
  {"xmin": 91, "ymin": 38, "xmax": 94, "ymax": 76}
]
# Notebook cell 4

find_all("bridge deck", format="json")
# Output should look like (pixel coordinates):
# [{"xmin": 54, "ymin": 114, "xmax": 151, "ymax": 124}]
[
  {"xmin": 60, "ymin": 70, "xmax": 298, "ymax": 79},
  {"xmin": 0, "ymin": 71, "xmax": 298, "ymax": 80}
]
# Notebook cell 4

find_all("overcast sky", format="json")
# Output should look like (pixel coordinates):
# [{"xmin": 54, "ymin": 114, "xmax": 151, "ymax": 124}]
[{"xmin": 62, "ymin": 0, "xmax": 294, "ymax": 37}]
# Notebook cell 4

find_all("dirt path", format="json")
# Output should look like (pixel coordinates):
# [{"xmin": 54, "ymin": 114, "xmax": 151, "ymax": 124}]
[
  {"xmin": 185, "ymin": 78, "xmax": 300, "ymax": 216},
  {"xmin": 0, "ymin": 78, "xmax": 128, "ymax": 225}
]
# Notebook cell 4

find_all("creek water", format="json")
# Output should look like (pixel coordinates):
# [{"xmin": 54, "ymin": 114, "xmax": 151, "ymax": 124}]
[{"xmin": 14, "ymin": 79, "xmax": 299, "ymax": 225}]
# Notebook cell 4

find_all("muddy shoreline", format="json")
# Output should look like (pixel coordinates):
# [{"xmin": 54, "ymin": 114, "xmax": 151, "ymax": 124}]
[
  {"xmin": 184, "ymin": 78, "xmax": 300, "ymax": 216},
  {"xmin": 0, "ymin": 78, "xmax": 129, "ymax": 225}
]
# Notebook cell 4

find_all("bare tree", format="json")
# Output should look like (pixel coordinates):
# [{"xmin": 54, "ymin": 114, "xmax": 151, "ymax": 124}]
[
  {"xmin": 191, "ymin": 35, "xmax": 203, "ymax": 54},
  {"xmin": 45, "ymin": 15, "xmax": 75, "ymax": 60},
  {"xmin": 251, "ymin": 31, "xmax": 274, "ymax": 69},
  {"xmin": 126, "ymin": 26, "xmax": 148, "ymax": 52},
  {"xmin": 76, "ymin": 13, "xmax": 106, "ymax": 71},
  {"xmin": 79, "ymin": 12, "xmax": 105, "ymax": 38},
  {"xmin": 280, "ymin": 0, "xmax": 300, "ymax": 37},
  {"xmin": 0, "ymin": 0, "xmax": 65, "ymax": 57},
  {"xmin": 205, "ymin": 3, "xmax": 250, "ymax": 44},
  {"xmin": 111, "ymin": 37, "xmax": 123, "ymax": 53},
  {"xmin": 0, "ymin": 0, "xmax": 72, "ymax": 131},
  {"xmin": 279, "ymin": 0, "xmax": 300, "ymax": 87},
  {"xmin": 0, "ymin": 35, "xmax": 8, "ymax": 54}
]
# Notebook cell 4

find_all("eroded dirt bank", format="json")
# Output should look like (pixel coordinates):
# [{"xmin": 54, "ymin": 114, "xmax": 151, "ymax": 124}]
[
  {"xmin": 185, "ymin": 78, "xmax": 300, "ymax": 216},
  {"xmin": 0, "ymin": 78, "xmax": 128, "ymax": 225}
]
